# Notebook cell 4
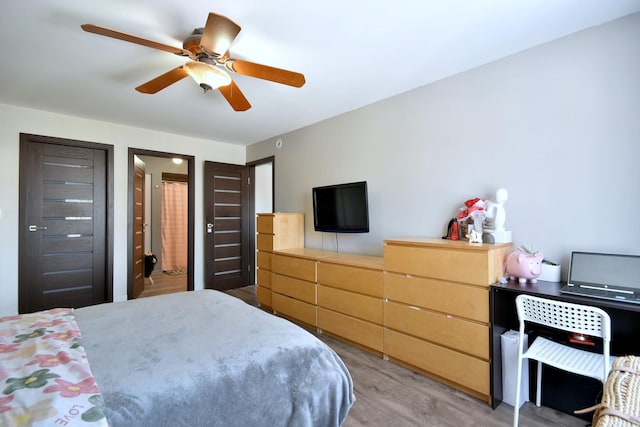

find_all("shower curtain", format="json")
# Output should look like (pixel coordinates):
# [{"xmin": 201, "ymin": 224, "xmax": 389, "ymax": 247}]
[{"xmin": 161, "ymin": 180, "xmax": 188, "ymax": 272}]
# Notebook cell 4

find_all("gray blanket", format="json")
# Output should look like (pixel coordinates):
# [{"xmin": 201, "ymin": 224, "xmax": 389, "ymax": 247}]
[{"xmin": 74, "ymin": 290, "xmax": 353, "ymax": 427}]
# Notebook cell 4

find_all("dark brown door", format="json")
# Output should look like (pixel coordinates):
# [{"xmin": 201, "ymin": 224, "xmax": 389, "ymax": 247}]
[
  {"xmin": 204, "ymin": 161, "xmax": 254, "ymax": 290},
  {"xmin": 132, "ymin": 155, "xmax": 146, "ymax": 298},
  {"xmin": 19, "ymin": 134, "xmax": 112, "ymax": 313}
]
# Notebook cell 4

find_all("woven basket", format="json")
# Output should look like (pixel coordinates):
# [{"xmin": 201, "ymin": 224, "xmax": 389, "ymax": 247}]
[{"xmin": 594, "ymin": 356, "xmax": 640, "ymax": 427}]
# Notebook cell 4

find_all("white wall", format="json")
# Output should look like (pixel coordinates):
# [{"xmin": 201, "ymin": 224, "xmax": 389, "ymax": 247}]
[
  {"xmin": 247, "ymin": 14, "xmax": 640, "ymax": 274},
  {"xmin": 0, "ymin": 104, "xmax": 245, "ymax": 315}
]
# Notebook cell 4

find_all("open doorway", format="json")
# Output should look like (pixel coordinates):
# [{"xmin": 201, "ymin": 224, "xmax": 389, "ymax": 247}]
[
  {"xmin": 249, "ymin": 156, "xmax": 275, "ymax": 283},
  {"xmin": 253, "ymin": 159, "xmax": 274, "ymax": 214},
  {"xmin": 127, "ymin": 148, "xmax": 194, "ymax": 299}
]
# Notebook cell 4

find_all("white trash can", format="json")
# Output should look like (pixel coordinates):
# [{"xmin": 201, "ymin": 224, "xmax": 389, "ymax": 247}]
[{"xmin": 501, "ymin": 330, "xmax": 529, "ymax": 408}]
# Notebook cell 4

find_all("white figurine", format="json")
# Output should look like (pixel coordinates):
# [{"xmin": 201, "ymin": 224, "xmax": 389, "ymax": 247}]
[
  {"xmin": 466, "ymin": 229, "xmax": 483, "ymax": 243},
  {"xmin": 492, "ymin": 188, "xmax": 508, "ymax": 231},
  {"xmin": 485, "ymin": 188, "xmax": 512, "ymax": 243}
]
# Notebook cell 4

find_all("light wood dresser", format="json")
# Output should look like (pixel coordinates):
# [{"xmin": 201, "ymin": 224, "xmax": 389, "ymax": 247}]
[
  {"xmin": 256, "ymin": 213, "xmax": 513, "ymax": 405},
  {"xmin": 383, "ymin": 237, "xmax": 512, "ymax": 403},
  {"xmin": 255, "ymin": 213, "xmax": 304, "ymax": 309}
]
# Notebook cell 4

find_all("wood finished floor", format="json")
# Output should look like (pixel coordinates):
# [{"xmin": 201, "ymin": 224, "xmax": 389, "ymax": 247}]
[
  {"xmin": 226, "ymin": 286, "xmax": 586, "ymax": 427},
  {"xmin": 144, "ymin": 284, "xmax": 587, "ymax": 427},
  {"xmin": 138, "ymin": 271, "xmax": 187, "ymax": 298}
]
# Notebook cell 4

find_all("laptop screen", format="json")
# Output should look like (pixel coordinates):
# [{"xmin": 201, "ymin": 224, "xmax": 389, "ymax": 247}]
[
  {"xmin": 568, "ymin": 251, "xmax": 640, "ymax": 290},
  {"xmin": 562, "ymin": 252, "xmax": 640, "ymax": 304}
]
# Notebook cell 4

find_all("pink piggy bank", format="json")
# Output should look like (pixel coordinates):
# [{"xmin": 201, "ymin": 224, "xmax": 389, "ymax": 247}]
[{"xmin": 506, "ymin": 250, "xmax": 544, "ymax": 284}]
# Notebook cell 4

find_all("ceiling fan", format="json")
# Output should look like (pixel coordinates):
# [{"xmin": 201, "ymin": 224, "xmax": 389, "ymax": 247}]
[{"xmin": 81, "ymin": 12, "xmax": 306, "ymax": 111}]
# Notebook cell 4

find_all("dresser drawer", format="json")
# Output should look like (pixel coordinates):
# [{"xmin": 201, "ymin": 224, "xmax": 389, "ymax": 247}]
[
  {"xmin": 272, "ymin": 293, "xmax": 316, "ymax": 326},
  {"xmin": 272, "ymin": 273, "xmax": 316, "ymax": 304},
  {"xmin": 272, "ymin": 254, "xmax": 317, "ymax": 282},
  {"xmin": 257, "ymin": 214, "xmax": 274, "ymax": 234},
  {"xmin": 317, "ymin": 285, "xmax": 382, "ymax": 324},
  {"xmin": 257, "ymin": 268, "xmax": 271, "ymax": 289},
  {"xmin": 384, "ymin": 243, "xmax": 507, "ymax": 286},
  {"xmin": 256, "ymin": 286, "xmax": 272, "ymax": 308},
  {"xmin": 318, "ymin": 308, "xmax": 383, "ymax": 352},
  {"xmin": 257, "ymin": 233, "xmax": 274, "ymax": 252},
  {"xmin": 384, "ymin": 329, "xmax": 489, "ymax": 397},
  {"xmin": 318, "ymin": 262, "xmax": 383, "ymax": 297},
  {"xmin": 257, "ymin": 251, "xmax": 271, "ymax": 270},
  {"xmin": 384, "ymin": 272, "xmax": 488, "ymax": 323},
  {"xmin": 384, "ymin": 301, "xmax": 488, "ymax": 359}
]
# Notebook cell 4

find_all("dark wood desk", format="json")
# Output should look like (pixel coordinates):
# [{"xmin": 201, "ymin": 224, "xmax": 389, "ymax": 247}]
[{"xmin": 490, "ymin": 280, "xmax": 640, "ymax": 417}]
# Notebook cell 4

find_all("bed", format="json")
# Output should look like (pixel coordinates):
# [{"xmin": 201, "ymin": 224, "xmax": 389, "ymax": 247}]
[{"xmin": 1, "ymin": 290, "xmax": 354, "ymax": 427}]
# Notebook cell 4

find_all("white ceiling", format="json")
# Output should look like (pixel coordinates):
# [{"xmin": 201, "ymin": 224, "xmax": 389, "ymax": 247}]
[{"xmin": 2, "ymin": 1, "xmax": 639, "ymax": 146}]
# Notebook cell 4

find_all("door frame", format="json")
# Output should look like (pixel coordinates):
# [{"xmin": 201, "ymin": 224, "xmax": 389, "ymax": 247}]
[
  {"xmin": 18, "ymin": 133, "xmax": 114, "ymax": 311},
  {"xmin": 127, "ymin": 148, "xmax": 195, "ymax": 298}
]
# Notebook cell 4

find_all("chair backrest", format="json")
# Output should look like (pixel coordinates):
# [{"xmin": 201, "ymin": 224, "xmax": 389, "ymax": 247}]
[{"xmin": 515, "ymin": 294, "xmax": 611, "ymax": 341}]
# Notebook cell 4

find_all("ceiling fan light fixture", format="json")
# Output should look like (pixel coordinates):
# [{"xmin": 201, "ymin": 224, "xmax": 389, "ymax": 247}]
[{"xmin": 183, "ymin": 61, "xmax": 231, "ymax": 92}]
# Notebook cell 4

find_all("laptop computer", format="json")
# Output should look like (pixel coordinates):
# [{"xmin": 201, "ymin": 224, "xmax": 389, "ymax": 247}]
[{"xmin": 560, "ymin": 251, "xmax": 640, "ymax": 304}]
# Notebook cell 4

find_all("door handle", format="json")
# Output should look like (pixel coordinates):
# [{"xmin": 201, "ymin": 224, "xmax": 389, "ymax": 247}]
[
  {"xmin": 28, "ymin": 225, "xmax": 48, "ymax": 232},
  {"xmin": 206, "ymin": 223, "xmax": 214, "ymax": 234}
]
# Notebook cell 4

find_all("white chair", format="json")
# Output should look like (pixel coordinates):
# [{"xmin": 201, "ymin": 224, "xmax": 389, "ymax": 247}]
[{"xmin": 512, "ymin": 294, "xmax": 614, "ymax": 427}]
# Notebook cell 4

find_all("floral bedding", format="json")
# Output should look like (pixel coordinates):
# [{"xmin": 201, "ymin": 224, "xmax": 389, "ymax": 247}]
[{"xmin": 0, "ymin": 308, "xmax": 109, "ymax": 427}]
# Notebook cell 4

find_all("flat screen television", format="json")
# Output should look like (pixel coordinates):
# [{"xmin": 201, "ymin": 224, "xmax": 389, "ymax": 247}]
[{"xmin": 312, "ymin": 181, "xmax": 369, "ymax": 233}]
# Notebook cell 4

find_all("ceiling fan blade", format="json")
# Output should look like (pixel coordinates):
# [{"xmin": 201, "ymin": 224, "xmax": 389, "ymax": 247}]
[
  {"xmin": 218, "ymin": 80, "xmax": 251, "ymax": 111},
  {"xmin": 81, "ymin": 24, "xmax": 190, "ymax": 57},
  {"xmin": 200, "ymin": 13, "xmax": 241, "ymax": 57},
  {"xmin": 135, "ymin": 66, "xmax": 188, "ymax": 94},
  {"xmin": 225, "ymin": 59, "xmax": 305, "ymax": 88}
]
